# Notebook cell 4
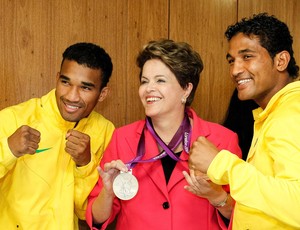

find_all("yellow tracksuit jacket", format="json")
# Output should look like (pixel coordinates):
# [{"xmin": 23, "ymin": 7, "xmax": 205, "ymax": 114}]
[
  {"xmin": 0, "ymin": 89, "xmax": 114, "ymax": 229},
  {"xmin": 208, "ymin": 81, "xmax": 300, "ymax": 229}
]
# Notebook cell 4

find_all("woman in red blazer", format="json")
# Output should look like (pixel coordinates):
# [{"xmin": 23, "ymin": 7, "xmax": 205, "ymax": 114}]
[{"xmin": 86, "ymin": 39, "xmax": 242, "ymax": 230}]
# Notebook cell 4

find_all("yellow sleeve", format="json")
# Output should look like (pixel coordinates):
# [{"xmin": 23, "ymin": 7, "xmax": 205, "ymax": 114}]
[
  {"xmin": 208, "ymin": 150, "xmax": 300, "ymax": 227},
  {"xmin": 0, "ymin": 137, "xmax": 18, "ymax": 178}
]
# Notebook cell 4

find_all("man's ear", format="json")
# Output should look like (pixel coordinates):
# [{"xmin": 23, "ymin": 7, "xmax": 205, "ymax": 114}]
[
  {"xmin": 98, "ymin": 86, "xmax": 110, "ymax": 102},
  {"xmin": 276, "ymin": 51, "xmax": 290, "ymax": 72}
]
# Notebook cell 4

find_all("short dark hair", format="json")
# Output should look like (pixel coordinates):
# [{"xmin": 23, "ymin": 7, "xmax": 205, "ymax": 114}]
[
  {"xmin": 225, "ymin": 12, "xmax": 299, "ymax": 78},
  {"xmin": 62, "ymin": 42, "xmax": 113, "ymax": 89},
  {"xmin": 136, "ymin": 39, "xmax": 203, "ymax": 106}
]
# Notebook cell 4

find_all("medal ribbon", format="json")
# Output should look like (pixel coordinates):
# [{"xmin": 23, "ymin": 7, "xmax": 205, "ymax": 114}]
[{"xmin": 126, "ymin": 112, "xmax": 191, "ymax": 169}]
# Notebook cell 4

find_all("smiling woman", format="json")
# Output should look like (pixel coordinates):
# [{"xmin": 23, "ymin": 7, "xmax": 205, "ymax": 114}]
[
  {"xmin": 138, "ymin": 59, "xmax": 193, "ymax": 121},
  {"xmin": 86, "ymin": 39, "xmax": 242, "ymax": 230}
]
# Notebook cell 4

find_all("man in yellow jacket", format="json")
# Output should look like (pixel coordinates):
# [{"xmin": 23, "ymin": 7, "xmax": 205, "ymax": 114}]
[
  {"xmin": 186, "ymin": 13, "xmax": 300, "ymax": 229},
  {"xmin": 0, "ymin": 42, "xmax": 115, "ymax": 229}
]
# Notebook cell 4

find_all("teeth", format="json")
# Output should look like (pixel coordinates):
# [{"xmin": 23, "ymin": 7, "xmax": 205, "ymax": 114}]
[
  {"xmin": 238, "ymin": 79, "xmax": 251, "ymax": 85},
  {"xmin": 66, "ymin": 104, "xmax": 79, "ymax": 109},
  {"xmin": 146, "ymin": 97, "xmax": 160, "ymax": 102}
]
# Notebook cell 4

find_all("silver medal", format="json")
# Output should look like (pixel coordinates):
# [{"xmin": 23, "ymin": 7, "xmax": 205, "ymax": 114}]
[{"xmin": 113, "ymin": 170, "xmax": 139, "ymax": 200}]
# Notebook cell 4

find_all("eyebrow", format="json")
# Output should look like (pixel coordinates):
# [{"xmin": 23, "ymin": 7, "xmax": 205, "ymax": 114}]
[
  {"xmin": 141, "ymin": 74, "xmax": 167, "ymax": 79},
  {"xmin": 59, "ymin": 74, "xmax": 96, "ymax": 88},
  {"xmin": 59, "ymin": 74, "xmax": 69, "ymax": 81},
  {"xmin": 226, "ymin": 49, "xmax": 255, "ymax": 59}
]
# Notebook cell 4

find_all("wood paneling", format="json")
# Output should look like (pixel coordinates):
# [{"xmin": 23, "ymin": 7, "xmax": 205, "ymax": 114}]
[
  {"xmin": 0, "ymin": 1, "xmax": 54, "ymax": 106},
  {"xmin": 170, "ymin": 0, "xmax": 237, "ymax": 123},
  {"xmin": 122, "ymin": 0, "xmax": 169, "ymax": 124},
  {"xmin": 1, "ymin": 0, "xmax": 299, "ymax": 128},
  {"xmin": 0, "ymin": 0, "xmax": 168, "ymax": 127}
]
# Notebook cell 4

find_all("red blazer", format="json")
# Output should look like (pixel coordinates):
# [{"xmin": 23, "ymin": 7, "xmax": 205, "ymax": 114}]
[{"xmin": 87, "ymin": 108, "xmax": 242, "ymax": 230}]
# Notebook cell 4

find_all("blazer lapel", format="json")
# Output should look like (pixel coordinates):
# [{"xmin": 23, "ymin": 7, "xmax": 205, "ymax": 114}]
[
  {"xmin": 142, "ymin": 130, "xmax": 169, "ymax": 195},
  {"xmin": 124, "ymin": 123, "xmax": 169, "ymax": 196}
]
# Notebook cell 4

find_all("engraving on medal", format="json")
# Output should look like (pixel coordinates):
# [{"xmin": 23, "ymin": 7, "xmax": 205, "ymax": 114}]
[{"xmin": 113, "ymin": 171, "xmax": 139, "ymax": 200}]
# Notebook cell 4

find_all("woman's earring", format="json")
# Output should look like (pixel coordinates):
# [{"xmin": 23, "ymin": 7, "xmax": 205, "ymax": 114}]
[{"xmin": 181, "ymin": 97, "xmax": 186, "ymax": 104}]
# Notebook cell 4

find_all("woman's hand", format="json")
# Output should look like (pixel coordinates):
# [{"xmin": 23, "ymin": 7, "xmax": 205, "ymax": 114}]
[
  {"xmin": 183, "ymin": 169, "xmax": 233, "ymax": 219},
  {"xmin": 98, "ymin": 160, "xmax": 128, "ymax": 195},
  {"xmin": 92, "ymin": 159, "xmax": 129, "ymax": 224},
  {"xmin": 183, "ymin": 169, "xmax": 224, "ymax": 201}
]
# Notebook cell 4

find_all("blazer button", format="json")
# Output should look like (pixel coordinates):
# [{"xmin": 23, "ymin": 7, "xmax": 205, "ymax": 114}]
[{"xmin": 162, "ymin": 202, "xmax": 170, "ymax": 209}]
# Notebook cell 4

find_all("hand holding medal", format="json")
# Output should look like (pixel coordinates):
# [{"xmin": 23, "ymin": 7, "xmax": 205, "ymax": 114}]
[
  {"xmin": 113, "ymin": 170, "xmax": 139, "ymax": 200},
  {"xmin": 101, "ymin": 159, "xmax": 139, "ymax": 200}
]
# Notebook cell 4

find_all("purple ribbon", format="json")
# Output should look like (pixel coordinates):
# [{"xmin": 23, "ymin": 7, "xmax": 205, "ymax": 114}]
[{"xmin": 126, "ymin": 112, "xmax": 192, "ymax": 169}]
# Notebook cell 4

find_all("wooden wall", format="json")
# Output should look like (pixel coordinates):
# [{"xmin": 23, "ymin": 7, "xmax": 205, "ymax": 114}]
[{"xmin": 1, "ymin": 0, "xmax": 299, "ymax": 128}]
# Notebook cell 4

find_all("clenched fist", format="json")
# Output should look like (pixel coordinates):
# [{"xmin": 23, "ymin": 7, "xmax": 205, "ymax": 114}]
[
  {"xmin": 8, "ymin": 125, "xmax": 41, "ymax": 157},
  {"xmin": 65, "ymin": 129, "xmax": 91, "ymax": 166},
  {"xmin": 189, "ymin": 136, "xmax": 219, "ymax": 173}
]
